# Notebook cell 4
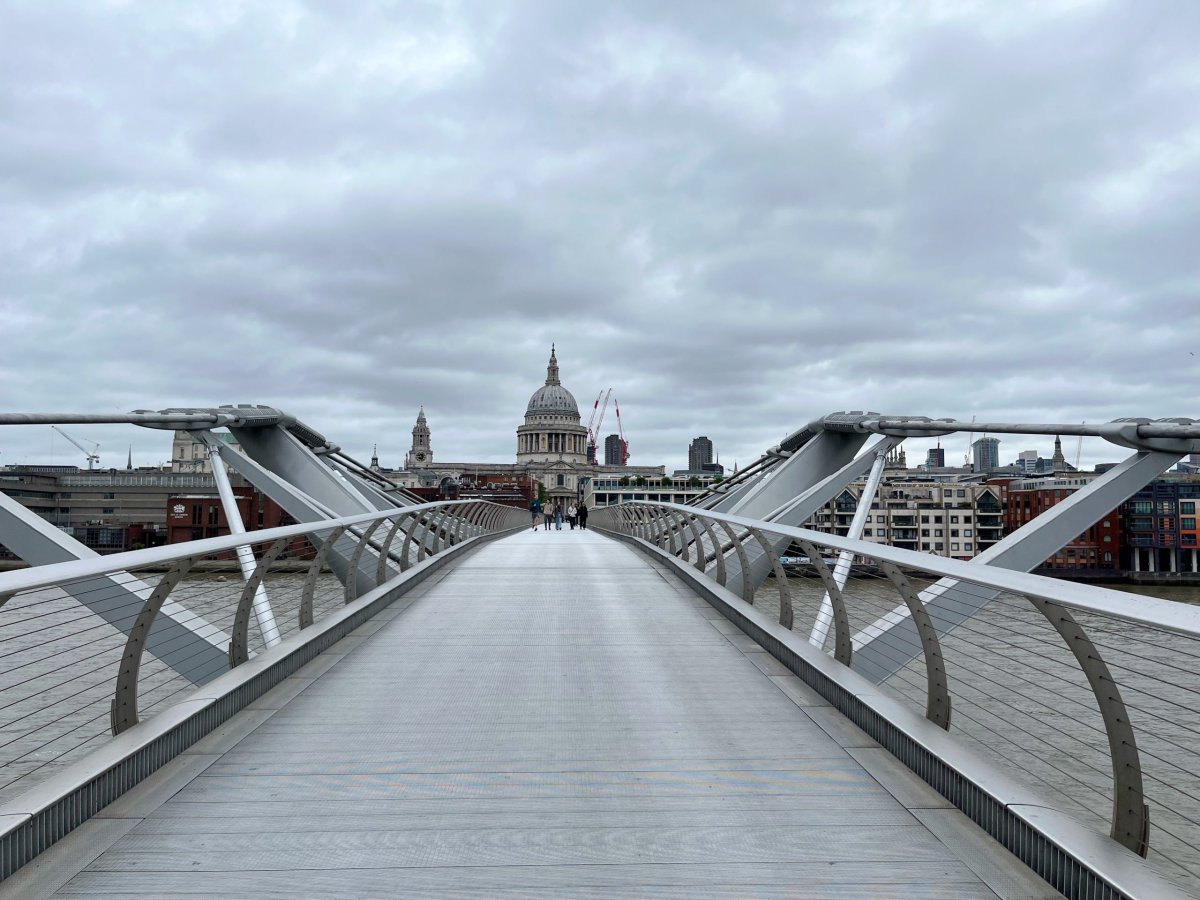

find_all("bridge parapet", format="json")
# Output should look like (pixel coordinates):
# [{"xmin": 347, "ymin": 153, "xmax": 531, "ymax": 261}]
[
  {"xmin": 0, "ymin": 499, "xmax": 523, "ymax": 880},
  {"xmin": 596, "ymin": 501, "xmax": 1200, "ymax": 899}
]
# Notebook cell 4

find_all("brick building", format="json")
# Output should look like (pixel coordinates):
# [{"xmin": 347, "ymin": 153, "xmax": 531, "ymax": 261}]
[{"xmin": 1004, "ymin": 476, "xmax": 1120, "ymax": 573}]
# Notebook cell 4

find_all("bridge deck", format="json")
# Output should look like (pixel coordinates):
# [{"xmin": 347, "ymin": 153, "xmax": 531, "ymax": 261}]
[{"xmin": 12, "ymin": 529, "xmax": 1054, "ymax": 898}]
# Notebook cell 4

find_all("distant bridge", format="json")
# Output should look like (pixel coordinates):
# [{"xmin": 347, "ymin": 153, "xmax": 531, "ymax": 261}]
[{"xmin": 2, "ymin": 407, "xmax": 1200, "ymax": 898}]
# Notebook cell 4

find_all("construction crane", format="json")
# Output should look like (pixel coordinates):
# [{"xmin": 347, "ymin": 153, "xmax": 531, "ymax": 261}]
[
  {"xmin": 1075, "ymin": 423, "xmax": 1085, "ymax": 471},
  {"xmin": 615, "ymin": 399, "xmax": 629, "ymax": 465},
  {"xmin": 51, "ymin": 426, "xmax": 100, "ymax": 470},
  {"xmin": 589, "ymin": 388, "xmax": 613, "ymax": 465},
  {"xmin": 584, "ymin": 389, "xmax": 607, "ymax": 464},
  {"xmin": 963, "ymin": 416, "xmax": 976, "ymax": 467}
]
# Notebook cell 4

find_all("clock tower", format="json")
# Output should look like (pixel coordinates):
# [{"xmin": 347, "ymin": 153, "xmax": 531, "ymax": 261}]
[{"xmin": 406, "ymin": 406, "xmax": 432, "ymax": 468}]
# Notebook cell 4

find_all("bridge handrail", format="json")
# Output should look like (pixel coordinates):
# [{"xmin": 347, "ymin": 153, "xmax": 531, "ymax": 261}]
[
  {"xmin": 0, "ymin": 499, "xmax": 469, "ymax": 597},
  {"xmin": 0, "ymin": 499, "xmax": 525, "ymax": 802},
  {"xmin": 597, "ymin": 500, "xmax": 1200, "ymax": 891},
  {"xmin": 634, "ymin": 501, "xmax": 1200, "ymax": 638}
]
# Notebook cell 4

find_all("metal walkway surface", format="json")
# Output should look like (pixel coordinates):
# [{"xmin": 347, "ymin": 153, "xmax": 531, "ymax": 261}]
[{"xmin": 7, "ymin": 529, "xmax": 1056, "ymax": 898}]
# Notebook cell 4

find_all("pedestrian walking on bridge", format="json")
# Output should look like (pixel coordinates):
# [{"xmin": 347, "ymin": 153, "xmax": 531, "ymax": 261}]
[
  {"xmin": 577, "ymin": 501, "xmax": 588, "ymax": 530},
  {"xmin": 529, "ymin": 497, "xmax": 542, "ymax": 531},
  {"xmin": 567, "ymin": 503, "xmax": 577, "ymax": 529}
]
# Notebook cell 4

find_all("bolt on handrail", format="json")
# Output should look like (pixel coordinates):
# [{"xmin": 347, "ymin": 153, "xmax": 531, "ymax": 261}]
[{"xmin": 594, "ymin": 500, "xmax": 1158, "ymax": 858}]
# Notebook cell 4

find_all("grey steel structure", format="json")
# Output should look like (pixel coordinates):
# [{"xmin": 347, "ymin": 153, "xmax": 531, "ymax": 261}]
[
  {"xmin": 0, "ymin": 407, "xmax": 418, "ymax": 684},
  {"xmin": 691, "ymin": 412, "xmax": 1200, "ymax": 683}
]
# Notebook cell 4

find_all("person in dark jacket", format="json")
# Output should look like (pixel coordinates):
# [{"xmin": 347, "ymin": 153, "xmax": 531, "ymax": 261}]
[{"xmin": 577, "ymin": 501, "xmax": 589, "ymax": 530}]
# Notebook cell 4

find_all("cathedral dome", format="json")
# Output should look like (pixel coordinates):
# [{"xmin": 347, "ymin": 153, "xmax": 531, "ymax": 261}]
[
  {"xmin": 525, "ymin": 346, "xmax": 579, "ymax": 417},
  {"xmin": 526, "ymin": 384, "xmax": 579, "ymax": 415}
]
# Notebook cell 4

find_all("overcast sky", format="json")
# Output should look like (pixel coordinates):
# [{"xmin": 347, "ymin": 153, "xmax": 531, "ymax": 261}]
[{"xmin": 2, "ymin": 1, "xmax": 1198, "ymax": 474}]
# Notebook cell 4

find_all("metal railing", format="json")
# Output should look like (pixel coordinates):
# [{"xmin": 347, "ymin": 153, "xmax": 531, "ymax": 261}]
[
  {"xmin": 0, "ymin": 500, "xmax": 524, "ymax": 805},
  {"xmin": 595, "ymin": 501, "xmax": 1200, "ymax": 897}
]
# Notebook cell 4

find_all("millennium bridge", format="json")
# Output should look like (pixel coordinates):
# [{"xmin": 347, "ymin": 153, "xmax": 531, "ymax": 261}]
[{"xmin": 2, "ymin": 407, "xmax": 1200, "ymax": 898}]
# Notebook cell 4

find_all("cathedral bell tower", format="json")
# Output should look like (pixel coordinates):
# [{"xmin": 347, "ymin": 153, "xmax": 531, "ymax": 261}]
[{"xmin": 407, "ymin": 406, "xmax": 432, "ymax": 468}]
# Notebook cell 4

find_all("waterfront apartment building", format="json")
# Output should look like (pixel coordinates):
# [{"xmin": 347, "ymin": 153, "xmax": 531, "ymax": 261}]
[
  {"xmin": 1004, "ymin": 476, "xmax": 1120, "ymax": 573},
  {"xmin": 806, "ymin": 477, "xmax": 1004, "ymax": 560},
  {"xmin": 1120, "ymin": 475, "xmax": 1200, "ymax": 575}
]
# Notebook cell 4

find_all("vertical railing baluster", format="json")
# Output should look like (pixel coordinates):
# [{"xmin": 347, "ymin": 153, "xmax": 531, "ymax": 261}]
[{"xmin": 111, "ymin": 558, "xmax": 196, "ymax": 735}]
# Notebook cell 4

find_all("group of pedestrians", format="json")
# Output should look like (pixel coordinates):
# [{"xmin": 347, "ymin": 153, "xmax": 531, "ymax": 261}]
[{"xmin": 528, "ymin": 497, "xmax": 588, "ymax": 531}]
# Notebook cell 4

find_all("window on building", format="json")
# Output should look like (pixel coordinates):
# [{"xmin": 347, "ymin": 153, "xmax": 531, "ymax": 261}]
[
  {"xmin": 963, "ymin": 515, "xmax": 972, "ymax": 523},
  {"xmin": 936, "ymin": 542, "xmax": 944, "ymax": 550},
  {"xmin": 1103, "ymin": 551, "xmax": 1112, "ymax": 562},
  {"xmin": 950, "ymin": 529, "xmax": 959, "ymax": 537},
  {"xmin": 1103, "ymin": 535, "xmax": 1112, "ymax": 542},
  {"xmin": 964, "ymin": 529, "xmax": 973, "ymax": 537},
  {"xmin": 1183, "ymin": 502, "xmax": 1197, "ymax": 515},
  {"xmin": 950, "ymin": 516, "xmax": 959, "ymax": 524},
  {"xmin": 101, "ymin": 507, "xmax": 114, "ymax": 515},
  {"xmin": 921, "ymin": 542, "xmax": 930, "ymax": 550},
  {"xmin": 557, "ymin": 474, "xmax": 564, "ymax": 486},
  {"xmin": 920, "ymin": 515, "xmax": 930, "ymax": 523},
  {"xmin": 951, "ymin": 543, "xmax": 959, "ymax": 552},
  {"xmin": 102, "ymin": 492, "xmax": 115, "ymax": 500},
  {"xmin": 921, "ymin": 528, "xmax": 930, "ymax": 537},
  {"xmin": 934, "ymin": 529, "xmax": 943, "ymax": 537},
  {"xmin": 957, "ymin": 490, "xmax": 966, "ymax": 498},
  {"xmin": 1183, "ymin": 518, "xmax": 1197, "ymax": 530}
]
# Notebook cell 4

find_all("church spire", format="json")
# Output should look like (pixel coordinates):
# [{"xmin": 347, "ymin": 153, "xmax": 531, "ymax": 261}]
[
  {"xmin": 1052, "ymin": 435, "xmax": 1067, "ymax": 473},
  {"xmin": 545, "ymin": 344, "xmax": 560, "ymax": 386}
]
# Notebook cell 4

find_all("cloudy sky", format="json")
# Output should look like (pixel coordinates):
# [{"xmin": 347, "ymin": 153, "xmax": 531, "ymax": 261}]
[{"xmin": 2, "ymin": 1, "xmax": 1198, "ymax": 474}]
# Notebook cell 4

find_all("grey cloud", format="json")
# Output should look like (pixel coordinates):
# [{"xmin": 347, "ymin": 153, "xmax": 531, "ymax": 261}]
[{"xmin": 2, "ymin": 1, "xmax": 1199, "ymax": 473}]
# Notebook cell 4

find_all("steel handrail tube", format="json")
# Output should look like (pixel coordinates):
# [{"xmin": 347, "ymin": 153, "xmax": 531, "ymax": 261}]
[
  {"xmin": 626, "ymin": 502, "xmax": 1200, "ymax": 637},
  {"xmin": 0, "ymin": 500, "xmax": 486, "ymax": 598}
]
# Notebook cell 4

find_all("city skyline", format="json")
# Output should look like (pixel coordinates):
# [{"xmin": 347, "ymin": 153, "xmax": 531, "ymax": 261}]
[{"xmin": 2, "ymin": 4, "xmax": 1197, "ymax": 472}]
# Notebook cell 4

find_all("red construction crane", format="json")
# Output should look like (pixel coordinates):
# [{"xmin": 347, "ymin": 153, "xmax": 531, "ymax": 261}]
[
  {"xmin": 589, "ymin": 388, "xmax": 612, "ymax": 465},
  {"xmin": 584, "ymin": 390, "xmax": 605, "ymax": 464},
  {"xmin": 615, "ymin": 400, "xmax": 629, "ymax": 465}
]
